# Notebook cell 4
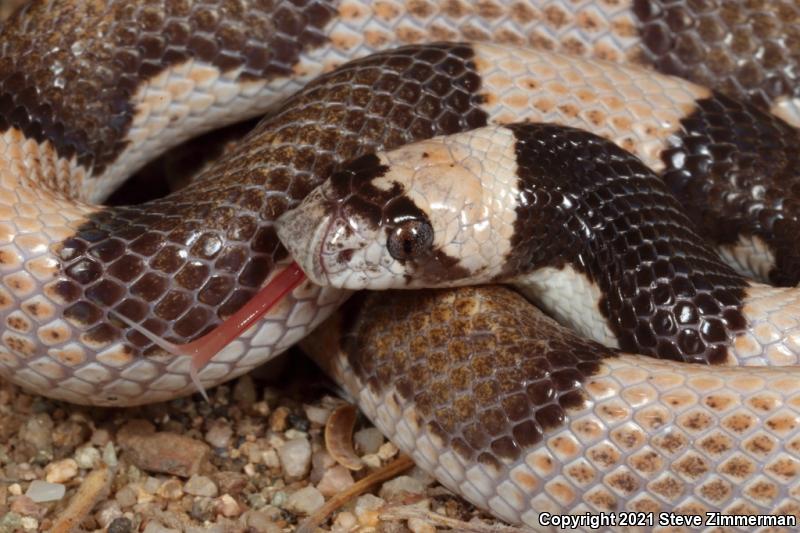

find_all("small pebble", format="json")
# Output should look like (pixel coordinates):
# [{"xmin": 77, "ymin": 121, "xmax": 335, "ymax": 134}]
[
  {"xmin": 213, "ymin": 471, "xmax": 247, "ymax": 496},
  {"xmin": 107, "ymin": 516, "xmax": 133, "ymax": 533},
  {"xmin": 190, "ymin": 497, "xmax": 216, "ymax": 522},
  {"xmin": 95, "ymin": 501, "xmax": 123, "ymax": 528},
  {"xmin": 354, "ymin": 494, "xmax": 385, "ymax": 526},
  {"xmin": 0, "ymin": 513, "xmax": 22, "ymax": 531},
  {"xmin": 90, "ymin": 428, "xmax": 111, "ymax": 447},
  {"xmin": 143, "ymin": 476, "xmax": 162, "ymax": 494},
  {"xmin": 278, "ymin": 438, "xmax": 311, "ymax": 480},
  {"xmin": 232, "ymin": 375, "xmax": 257, "ymax": 405},
  {"xmin": 19, "ymin": 516, "xmax": 38, "ymax": 531},
  {"xmin": 10, "ymin": 495, "xmax": 39, "ymax": 516},
  {"xmin": 303, "ymin": 404, "xmax": 331, "ymax": 426},
  {"xmin": 25, "ymin": 480, "xmax": 65, "ymax": 503},
  {"xmin": 103, "ymin": 442, "xmax": 118, "ymax": 467},
  {"xmin": 74, "ymin": 446, "xmax": 101, "ymax": 469},
  {"xmin": 377, "ymin": 441, "xmax": 399, "ymax": 461},
  {"xmin": 242, "ymin": 510, "xmax": 281, "ymax": 532},
  {"xmin": 118, "ymin": 421, "xmax": 211, "ymax": 478},
  {"xmin": 45, "ymin": 458, "xmax": 78, "ymax": 483},
  {"xmin": 269, "ymin": 406, "xmax": 290, "ymax": 432},
  {"xmin": 354, "ymin": 428, "xmax": 384, "ymax": 455},
  {"xmin": 362, "ymin": 453, "xmax": 382, "ymax": 469},
  {"xmin": 262, "ymin": 449, "xmax": 280, "ymax": 469},
  {"xmin": 157, "ymin": 479, "xmax": 184, "ymax": 500},
  {"xmin": 285, "ymin": 486, "xmax": 325, "ymax": 515},
  {"xmin": 216, "ymin": 494, "xmax": 241, "ymax": 517},
  {"xmin": 310, "ymin": 450, "xmax": 336, "ymax": 484},
  {"xmin": 19, "ymin": 414, "xmax": 54, "ymax": 454},
  {"xmin": 204, "ymin": 420, "xmax": 233, "ymax": 449},
  {"xmin": 115, "ymin": 485, "xmax": 137, "ymax": 509},
  {"xmin": 9, "ymin": 483, "xmax": 21, "ymax": 496},
  {"xmin": 287, "ymin": 413, "xmax": 310, "ymax": 432},
  {"xmin": 332, "ymin": 511, "xmax": 358, "ymax": 531},
  {"xmin": 184, "ymin": 475, "xmax": 218, "ymax": 498},
  {"xmin": 270, "ymin": 491, "xmax": 287, "ymax": 507},
  {"xmin": 379, "ymin": 476, "xmax": 426, "ymax": 501},
  {"xmin": 316, "ymin": 465, "xmax": 354, "ymax": 497}
]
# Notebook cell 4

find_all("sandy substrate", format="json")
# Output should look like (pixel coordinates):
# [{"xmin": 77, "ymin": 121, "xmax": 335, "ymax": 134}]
[{"xmin": 0, "ymin": 351, "xmax": 516, "ymax": 532}]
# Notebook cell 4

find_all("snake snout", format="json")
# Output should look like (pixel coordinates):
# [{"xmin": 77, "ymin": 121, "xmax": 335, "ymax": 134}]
[{"xmin": 275, "ymin": 199, "xmax": 332, "ymax": 285}]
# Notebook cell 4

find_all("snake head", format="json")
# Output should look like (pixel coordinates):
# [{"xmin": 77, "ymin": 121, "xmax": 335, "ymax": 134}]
[{"xmin": 277, "ymin": 130, "xmax": 518, "ymax": 289}]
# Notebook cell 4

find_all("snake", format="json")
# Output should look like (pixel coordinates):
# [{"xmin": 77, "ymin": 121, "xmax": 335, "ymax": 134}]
[{"xmin": 1, "ymin": 0, "xmax": 800, "ymax": 528}]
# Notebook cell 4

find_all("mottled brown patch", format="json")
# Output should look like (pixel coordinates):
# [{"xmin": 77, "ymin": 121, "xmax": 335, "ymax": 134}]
[
  {"xmin": 588, "ymin": 443, "xmax": 621, "ymax": 469},
  {"xmin": 704, "ymin": 393, "xmax": 735, "ymax": 412},
  {"xmin": 766, "ymin": 457, "xmax": 800, "ymax": 480},
  {"xmin": 606, "ymin": 470, "xmax": 639, "ymax": 495},
  {"xmin": 719, "ymin": 455, "xmax": 757, "ymax": 479},
  {"xmin": 610, "ymin": 426, "xmax": 644, "ymax": 451},
  {"xmin": 745, "ymin": 480, "xmax": 779, "ymax": 503},
  {"xmin": 723, "ymin": 412, "xmax": 756, "ymax": 434},
  {"xmin": 565, "ymin": 461, "xmax": 596, "ymax": 485},
  {"xmin": 653, "ymin": 432, "xmax": 688, "ymax": 455},
  {"xmin": 673, "ymin": 453, "xmax": 710, "ymax": 480},
  {"xmin": 317, "ymin": 286, "xmax": 613, "ymax": 467},
  {"xmin": 585, "ymin": 488, "xmax": 617, "ymax": 511},
  {"xmin": 648, "ymin": 475, "xmax": 685, "ymax": 501},
  {"xmin": 698, "ymin": 478, "xmax": 733, "ymax": 504},
  {"xmin": 698, "ymin": 432, "xmax": 733, "ymax": 456},
  {"xmin": 766, "ymin": 413, "xmax": 798, "ymax": 434},
  {"xmin": 629, "ymin": 450, "xmax": 663, "ymax": 475},
  {"xmin": 0, "ymin": 0, "xmax": 338, "ymax": 174}
]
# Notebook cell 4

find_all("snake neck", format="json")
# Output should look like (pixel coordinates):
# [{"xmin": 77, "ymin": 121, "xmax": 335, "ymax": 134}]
[{"xmin": 500, "ymin": 123, "xmax": 749, "ymax": 365}]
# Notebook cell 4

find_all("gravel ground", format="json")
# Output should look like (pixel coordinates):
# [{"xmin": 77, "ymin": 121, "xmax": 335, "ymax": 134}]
[
  {"xmin": 0, "ymin": 352, "xmax": 512, "ymax": 533},
  {"xmin": 0, "ymin": 351, "xmax": 514, "ymax": 532}
]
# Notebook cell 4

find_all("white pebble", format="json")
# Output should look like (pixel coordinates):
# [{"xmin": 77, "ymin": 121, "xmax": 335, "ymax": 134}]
[
  {"xmin": 303, "ymin": 404, "xmax": 331, "ymax": 426},
  {"xmin": 217, "ymin": 494, "xmax": 241, "ymax": 517},
  {"xmin": 379, "ymin": 476, "xmax": 426, "ymax": 501},
  {"xmin": 278, "ymin": 438, "xmax": 311, "ymax": 480},
  {"xmin": 262, "ymin": 449, "xmax": 280, "ymax": 469},
  {"xmin": 362, "ymin": 454, "xmax": 382, "ymax": 469},
  {"xmin": 9, "ymin": 483, "xmax": 22, "ymax": 496},
  {"xmin": 19, "ymin": 517, "xmax": 38, "ymax": 531},
  {"xmin": 285, "ymin": 486, "xmax": 325, "ymax": 515},
  {"xmin": 204, "ymin": 420, "xmax": 233, "ymax": 449},
  {"xmin": 355, "ymin": 494, "xmax": 385, "ymax": 526},
  {"xmin": 74, "ymin": 446, "xmax": 101, "ymax": 469},
  {"xmin": 102, "ymin": 442, "xmax": 118, "ymax": 467},
  {"xmin": 377, "ymin": 441, "xmax": 399, "ymax": 461},
  {"xmin": 354, "ymin": 428, "xmax": 384, "ymax": 455},
  {"xmin": 25, "ymin": 480, "xmax": 65, "ymax": 503},
  {"xmin": 184, "ymin": 475, "xmax": 218, "ymax": 497},
  {"xmin": 332, "ymin": 511, "xmax": 358, "ymax": 531},
  {"xmin": 316, "ymin": 465, "xmax": 354, "ymax": 497},
  {"xmin": 94, "ymin": 500, "xmax": 122, "ymax": 527},
  {"xmin": 45, "ymin": 459, "xmax": 78, "ymax": 483}
]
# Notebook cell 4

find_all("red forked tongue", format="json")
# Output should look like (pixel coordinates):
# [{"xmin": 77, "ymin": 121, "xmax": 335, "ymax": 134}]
[{"xmin": 110, "ymin": 262, "xmax": 307, "ymax": 401}]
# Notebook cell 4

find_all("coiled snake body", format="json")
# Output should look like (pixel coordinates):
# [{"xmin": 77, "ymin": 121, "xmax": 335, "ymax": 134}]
[{"xmin": 2, "ymin": 0, "xmax": 800, "ymax": 528}]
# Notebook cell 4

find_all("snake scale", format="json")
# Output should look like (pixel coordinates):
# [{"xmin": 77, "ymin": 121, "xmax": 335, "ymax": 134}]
[{"xmin": 2, "ymin": 0, "xmax": 800, "ymax": 529}]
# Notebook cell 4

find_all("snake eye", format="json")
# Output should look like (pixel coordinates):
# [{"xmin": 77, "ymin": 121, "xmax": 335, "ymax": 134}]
[{"xmin": 387, "ymin": 219, "xmax": 433, "ymax": 261}]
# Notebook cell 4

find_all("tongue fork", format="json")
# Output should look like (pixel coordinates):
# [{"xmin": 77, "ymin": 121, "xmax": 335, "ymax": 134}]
[{"xmin": 109, "ymin": 262, "xmax": 307, "ymax": 400}]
